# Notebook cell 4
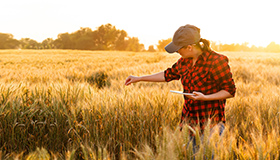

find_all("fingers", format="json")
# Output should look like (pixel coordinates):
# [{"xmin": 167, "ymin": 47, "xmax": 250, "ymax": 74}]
[
  {"xmin": 185, "ymin": 94, "xmax": 195, "ymax": 100},
  {"xmin": 192, "ymin": 91, "xmax": 200, "ymax": 96},
  {"xmin": 189, "ymin": 91, "xmax": 206, "ymax": 101},
  {"xmin": 125, "ymin": 78, "xmax": 132, "ymax": 86},
  {"xmin": 125, "ymin": 75, "xmax": 138, "ymax": 86},
  {"xmin": 184, "ymin": 91, "xmax": 201, "ymax": 100}
]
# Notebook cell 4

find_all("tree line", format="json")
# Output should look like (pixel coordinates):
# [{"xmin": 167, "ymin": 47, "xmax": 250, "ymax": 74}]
[
  {"xmin": 1, "ymin": 23, "xmax": 280, "ymax": 52},
  {"xmin": 156, "ymin": 38, "xmax": 280, "ymax": 53},
  {"xmin": 0, "ymin": 24, "xmax": 145, "ymax": 52}
]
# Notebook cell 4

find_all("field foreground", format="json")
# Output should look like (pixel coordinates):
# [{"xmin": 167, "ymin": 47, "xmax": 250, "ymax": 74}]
[{"xmin": 0, "ymin": 50, "xmax": 280, "ymax": 159}]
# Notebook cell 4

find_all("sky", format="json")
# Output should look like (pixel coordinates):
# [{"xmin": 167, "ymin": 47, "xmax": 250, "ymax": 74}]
[{"xmin": 1, "ymin": 0, "xmax": 280, "ymax": 49}]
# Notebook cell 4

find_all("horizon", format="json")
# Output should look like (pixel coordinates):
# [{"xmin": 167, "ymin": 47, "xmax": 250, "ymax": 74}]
[
  {"xmin": 1, "ymin": 0, "xmax": 280, "ymax": 49},
  {"xmin": 1, "ymin": 26, "xmax": 279, "ymax": 50}
]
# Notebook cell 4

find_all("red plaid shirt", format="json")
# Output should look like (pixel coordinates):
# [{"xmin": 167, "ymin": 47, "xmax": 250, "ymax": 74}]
[{"xmin": 164, "ymin": 51, "xmax": 236, "ymax": 130}]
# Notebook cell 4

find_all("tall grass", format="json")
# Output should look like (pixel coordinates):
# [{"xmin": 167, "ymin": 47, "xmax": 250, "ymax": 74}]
[{"xmin": 0, "ymin": 50, "xmax": 280, "ymax": 159}]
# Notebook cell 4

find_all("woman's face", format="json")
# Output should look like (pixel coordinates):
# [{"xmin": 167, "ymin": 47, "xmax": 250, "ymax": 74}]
[{"xmin": 177, "ymin": 45, "xmax": 194, "ymax": 59}]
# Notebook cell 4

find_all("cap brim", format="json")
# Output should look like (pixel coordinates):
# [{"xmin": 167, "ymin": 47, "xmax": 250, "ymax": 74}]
[{"xmin": 165, "ymin": 42, "xmax": 182, "ymax": 53}]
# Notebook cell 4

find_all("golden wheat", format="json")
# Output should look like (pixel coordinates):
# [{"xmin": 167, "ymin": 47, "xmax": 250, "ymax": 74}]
[{"xmin": 0, "ymin": 50, "xmax": 280, "ymax": 159}]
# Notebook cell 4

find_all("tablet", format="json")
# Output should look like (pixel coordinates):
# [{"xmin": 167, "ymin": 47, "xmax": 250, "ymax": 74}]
[{"xmin": 170, "ymin": 90, "xmax": 194, "ymax": 96}]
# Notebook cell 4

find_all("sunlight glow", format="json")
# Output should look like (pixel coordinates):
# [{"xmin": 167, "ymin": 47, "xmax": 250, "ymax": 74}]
[{"xmin": 0, "ymin": 0, "xmax": 279, "ymax": 48}]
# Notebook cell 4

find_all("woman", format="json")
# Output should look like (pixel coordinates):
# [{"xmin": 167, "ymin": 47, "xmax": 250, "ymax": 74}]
[{"xmin": 125, "ymin": 24, "xmax": 236, "ymax": 134}]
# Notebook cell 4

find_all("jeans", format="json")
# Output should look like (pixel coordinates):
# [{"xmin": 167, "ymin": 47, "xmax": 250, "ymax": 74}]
[{"xmin": 188, "ymin": 123, "xmax": 225, "ymax": 159}]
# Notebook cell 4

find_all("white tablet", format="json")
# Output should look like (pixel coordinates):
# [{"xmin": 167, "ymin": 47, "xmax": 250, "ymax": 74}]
[{"xmin": 170, "ymin": 90, "xmax": 194, "ymax": 96}]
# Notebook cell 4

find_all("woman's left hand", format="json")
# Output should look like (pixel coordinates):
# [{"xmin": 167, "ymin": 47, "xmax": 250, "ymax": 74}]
[
  {"xmin": 186, "ymin": 91, "xmax": 207, "ymax": 101},
  {"xmin": 186, "ymin": 90, "xmax": 233, "ymax": 101}
]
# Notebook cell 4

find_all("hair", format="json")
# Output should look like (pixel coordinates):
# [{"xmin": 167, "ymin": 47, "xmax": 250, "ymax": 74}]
[{"xmin": 195, "ymin": 38, "xmax": 211, "ymax": 52}]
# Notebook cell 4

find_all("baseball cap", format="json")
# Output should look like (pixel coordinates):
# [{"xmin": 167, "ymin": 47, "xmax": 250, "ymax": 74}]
[{"xmin": 165, "ymin": 24, "xmax": 201, "ymax": 53}]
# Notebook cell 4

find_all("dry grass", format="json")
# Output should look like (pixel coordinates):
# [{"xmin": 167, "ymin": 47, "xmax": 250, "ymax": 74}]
[{"xmin": 0, "ymin": 50, "xmax": 280, "ymax": 159}]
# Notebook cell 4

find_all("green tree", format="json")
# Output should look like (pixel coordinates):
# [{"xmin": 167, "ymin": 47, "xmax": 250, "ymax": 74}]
[
  {"xmin": 54, "ymin": 33, "xmax": 74, "ymax": 49},
  {"xmin": 41, "ymin": 38, "xmax": 55, "ymax": 49},
  {"xmin": 148, "ymin": 45, "xmax": 156, "ymax": 52},
  {"xmin": 114, "ymin": 30, "xmax": 128, "ymax": 51},
  {"xmin": 157, "ymin": 38, "xmax": 172, "ymax": 52},
  {"xmin": 72, "ymin": 27, "xmax": 94, "ymax": 50},
  {"xmin": 19, "ymin": 38, "xmax": 40, "ymax": 49},
  {"xmin": 240, "ymin": 42, "xmax": 250, "ymax": 51},
  {"xmin": 0, "ymin": 33, "xmax": 20, "ymax": 49},
  {"xmin": 50, "ymin": 23, "xmax": 143, "ymax": 51},
  {"xmin": 266, "ymin": 42, "xmax": 280, "ymax": 52},
  {"xmin": 93, "ymin": 24, "xmax": 114, "ymax": 50},
  {"xmin": 125, "ymin": 37, "xmax": 144, "ymax": 52},
  {"xmin": 93, "ymin": 23, "xmax": 120, "ymax": 50},
  {"xmin": 91, "ymin": 23, "xmax": 130, "ymax": 51}
]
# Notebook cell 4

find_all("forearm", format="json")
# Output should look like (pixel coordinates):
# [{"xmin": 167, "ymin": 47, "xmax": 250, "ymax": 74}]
[
  {"xmin": 190, "ymin": 90, "xmax": 233, "ymax": 101},
  {"xmin": 125, "ymin": 71, "xmax": 166, "ymax": 86},
  {"xmin": 139, "ymin": 71, "xmax": 165, "ymax": 82},
  {"xmin": 204, "ymin": 90, "xmax": 233, "ymax": 101}
]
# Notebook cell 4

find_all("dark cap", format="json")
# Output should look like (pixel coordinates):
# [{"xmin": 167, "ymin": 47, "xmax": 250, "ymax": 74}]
[{"xmin": 165, "ymin": 24, "xmax": 201, "ymax": 53}]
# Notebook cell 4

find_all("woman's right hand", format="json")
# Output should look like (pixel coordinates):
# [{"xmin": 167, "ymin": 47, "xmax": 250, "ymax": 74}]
[
  {"xmin": 125, "ymin": 75, "xmax": 141, "ymax": 86},
  {"xmin": 125, "ymin": 72, "xmax": 165, "ymax": 86}
]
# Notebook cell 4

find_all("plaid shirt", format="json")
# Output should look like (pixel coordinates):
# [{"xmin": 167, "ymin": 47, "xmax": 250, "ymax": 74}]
[{"xmin": 164, "ymin": 51, "xmax": 236, "ymax": 131}]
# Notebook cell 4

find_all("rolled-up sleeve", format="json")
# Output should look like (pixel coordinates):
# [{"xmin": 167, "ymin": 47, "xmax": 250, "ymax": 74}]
[
  {"xmin": 211, "ymin": 55, "xmax": 236, "ymax": 96},
  {"xmin": 164, "ymin": 60, "xmax": 181, "ymax": 82}
]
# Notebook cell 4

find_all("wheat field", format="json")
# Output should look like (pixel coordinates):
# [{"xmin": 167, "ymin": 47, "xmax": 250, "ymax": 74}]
[{"xmin": 0, "ymin": 50, "xmax": 280, "ymax": 159}]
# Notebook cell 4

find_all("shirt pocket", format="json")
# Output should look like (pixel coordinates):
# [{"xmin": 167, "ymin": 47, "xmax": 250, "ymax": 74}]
[{"xmin": 193, "ymin": 67, "xmax": 213, "ymax": 89}]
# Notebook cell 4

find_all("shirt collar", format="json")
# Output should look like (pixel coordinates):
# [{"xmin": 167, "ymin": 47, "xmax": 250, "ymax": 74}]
[
  {"xmin": 199, "ymin": 51, "xmax": 211, "ymax": 61},
  {"xmin": 182, "ymin": 51, "xmax": 211, "ymax": 62}
]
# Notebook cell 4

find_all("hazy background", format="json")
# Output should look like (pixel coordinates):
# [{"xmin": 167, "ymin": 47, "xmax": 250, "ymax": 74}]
[{"xmin": 1, "ymin": 0, "xmax": 279, "ymax": 48}]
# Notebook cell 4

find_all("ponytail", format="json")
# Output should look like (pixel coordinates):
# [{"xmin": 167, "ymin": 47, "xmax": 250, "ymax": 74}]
[{"xmin": 196, "ymin": 38, "xmax": 211, "ymax": 52}]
